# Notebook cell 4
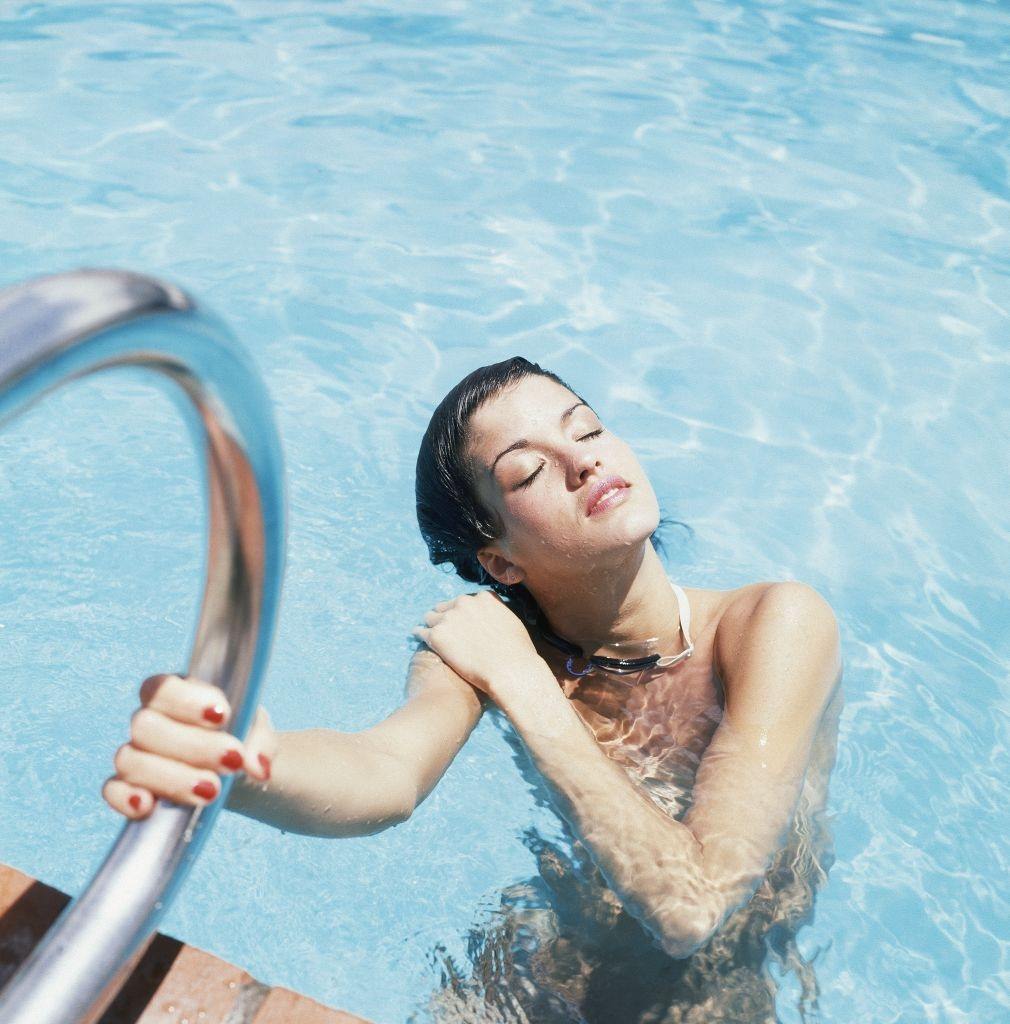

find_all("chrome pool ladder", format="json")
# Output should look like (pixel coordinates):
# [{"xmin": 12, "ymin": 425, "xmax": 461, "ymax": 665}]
[{"xmin": 0, "ymin": 269, "xmax": 286, "ymax": 1024}]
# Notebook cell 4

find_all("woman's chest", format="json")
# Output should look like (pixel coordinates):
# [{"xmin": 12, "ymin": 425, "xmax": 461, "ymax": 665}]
[
  {"xmin": 531, "ymin": 583, "xmax": 731, "ymax": 801},
  {"xmin": 571, "ymin": 659, "xmax": 723, "ymax": 763}
]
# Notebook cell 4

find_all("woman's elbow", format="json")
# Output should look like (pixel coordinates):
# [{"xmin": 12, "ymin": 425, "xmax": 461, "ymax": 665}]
[
  {"xmin": 317, "ymin": 768, "xmax": 417, "ymax": 838},
  {"xmin": 358, "ymin": 771, "xmax": 417, "ymax": 834},
  {"xmin": 656, "ymin": 926, "xmax": 712, "ymax": 960},
  {"xmin": 315, "ymin": 801, "xmax": 413, "ymax": 839},
  {"xmin": 651, "ymin": 903, "xmax": 724, "ymax": 959}
]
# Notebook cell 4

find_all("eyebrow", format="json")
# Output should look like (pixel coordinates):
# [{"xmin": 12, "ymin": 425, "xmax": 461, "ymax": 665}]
[{"xmin": 488, "ymin": 401, "xmax": 591, "ymax": 475}]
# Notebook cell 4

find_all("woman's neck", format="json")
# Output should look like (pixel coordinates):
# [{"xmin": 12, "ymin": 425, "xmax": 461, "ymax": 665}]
[{"xmin": 526, "ymin": 545, "xmax": 683, "ymax": 657}]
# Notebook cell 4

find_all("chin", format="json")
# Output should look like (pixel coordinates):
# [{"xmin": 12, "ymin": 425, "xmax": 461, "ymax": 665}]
[
  {"xmin": 589, "ymin": 501, "xmax": 660, "ymax": 556},
  {"xmin": 621, "ymin": 516, "xmax": 661, "ymax": 551},
  {"xmin": 615, "ymin": 484, "xmax": 660, "ymax": 534}
]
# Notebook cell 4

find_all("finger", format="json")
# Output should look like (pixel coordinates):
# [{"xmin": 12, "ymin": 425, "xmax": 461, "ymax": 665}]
[
  {"xmin": 102, "ymin": 776, "xmax": 155, "ymax": 820},
  {"xmin": 433, "ymin": 600, "xmax": 453, "ymax": 612},
  {"xmin": 130, "ymin": 706, "xmax": 249, "ymax": 776},
  {"xmin": 139, "ymin": 673, "xmax": 232, "ymax": 729},
  {"xmin": 423, "ymin": 610, "xmax": 444, "ymax": 627},
  {"xmin": 243, "ymin": 707, "xmax": 276, "ymax": 782},
  {"xmin": 113, "ymin": 743, "xmax": 224, "ymax": 807}
]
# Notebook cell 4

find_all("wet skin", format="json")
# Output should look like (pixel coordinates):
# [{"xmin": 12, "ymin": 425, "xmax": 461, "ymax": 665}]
[
  {"xmin": 415, "ymin": 374, "xmax": 844, "ymax": 961},
  {"xmin": 424, "ymin": 582, "xmax": 842, "ymax": 1022},
  {"xmin": 530, "ymin": 582, "xmax": 840, "ymax": 827}
]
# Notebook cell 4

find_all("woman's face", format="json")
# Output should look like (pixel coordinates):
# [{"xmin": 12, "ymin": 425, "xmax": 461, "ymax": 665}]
[{"xmin": 465, "ymin": 374, "xmax": 661, "ymax": 584}]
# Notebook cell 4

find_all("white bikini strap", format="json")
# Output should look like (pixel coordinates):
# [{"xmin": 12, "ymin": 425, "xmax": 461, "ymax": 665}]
[
  {"xmin": 643, "ymin": 581, "xmax": 688, "ymax": 667},
  {"xmin": 670, "ymin": 580, "xmax": 693, "ymax": 647}
]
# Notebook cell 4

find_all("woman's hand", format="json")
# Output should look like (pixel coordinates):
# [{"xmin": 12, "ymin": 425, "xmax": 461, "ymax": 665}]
[
  {"xmin": 102, "ymin": 673, "xmax": 278, "ymax": 820},
  {"xmin": 412, "ymin": 590, "xmax": 546, "ymax": 701}
]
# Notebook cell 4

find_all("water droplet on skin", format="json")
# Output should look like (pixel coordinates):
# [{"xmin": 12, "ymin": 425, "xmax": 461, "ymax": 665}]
[
  {"xmin": 228, "ymin": 980, "xmax": 237, "ymax": 989},
  {"xmin": 167, "ymin": 1005, "xmax": 175, "ymax": 1014}
]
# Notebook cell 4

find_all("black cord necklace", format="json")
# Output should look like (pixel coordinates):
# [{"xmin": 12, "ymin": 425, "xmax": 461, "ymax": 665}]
[{"xmin": 538, "ymin": 580, "xmax": 695, "ymax": 679}]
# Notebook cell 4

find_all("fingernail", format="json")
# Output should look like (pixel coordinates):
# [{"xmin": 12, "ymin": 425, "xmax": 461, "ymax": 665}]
[
  {"xmin": 192, "ymin": 780, "xmax": 218, "ymax": 801},
  {"xmin": 203, "ymin": 705, "xmax": 225, "ymax": 724},
  {"xmin": 128, "ymin": 794, "xmax": 141, "ymax": 811},
  {"xmin": 258, "ymin": 753, "xmax": 272, "ymax": 781},
  {"xmin": 220, "ymin": 749, "xmax": 243, "ymax": 771}
]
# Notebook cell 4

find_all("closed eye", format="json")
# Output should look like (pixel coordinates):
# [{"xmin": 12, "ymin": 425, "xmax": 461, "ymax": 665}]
[
  {"xmin": 516, "ymin": 464, "xmax": 544, "ymax": 490},
  {"xmin": 515, "ymin": 428, "xmax": 602, "ymax": 489}
]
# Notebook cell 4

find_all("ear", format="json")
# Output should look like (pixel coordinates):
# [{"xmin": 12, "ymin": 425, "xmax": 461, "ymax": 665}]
[{"xmin": 477, "ymin": 549, "xmax": 524, "ymax": 587}]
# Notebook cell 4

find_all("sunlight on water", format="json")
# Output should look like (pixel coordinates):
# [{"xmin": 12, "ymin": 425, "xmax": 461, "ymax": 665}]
[{"xmin": 1, "ymin": 1, "xmax": 1008, "ymax": 1021}]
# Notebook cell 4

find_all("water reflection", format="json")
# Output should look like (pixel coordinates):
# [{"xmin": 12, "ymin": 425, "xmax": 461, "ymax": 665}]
[{"xmin": 415, "ymin": 689, "xmax": 841, "ymax": 1024}]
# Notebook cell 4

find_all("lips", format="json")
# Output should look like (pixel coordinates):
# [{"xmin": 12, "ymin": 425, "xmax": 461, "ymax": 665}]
[{"xmin": 586, "ymin": 475, "xmax": 630, "ymax": 516}]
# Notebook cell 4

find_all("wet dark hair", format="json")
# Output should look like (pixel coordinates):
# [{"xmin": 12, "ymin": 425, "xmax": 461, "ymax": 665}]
[{"xmin": 414, "ymin": 356, "xmax": 691, "ymax": 622}]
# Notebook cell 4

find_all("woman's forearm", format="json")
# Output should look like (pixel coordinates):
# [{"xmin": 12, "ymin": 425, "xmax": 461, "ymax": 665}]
[
  {"xmin": 495, "ymin": 665, "xmax": 724, "ymax": 957},
  {"xmin": 224, "ymin": 728, "xmax": 415, "ymax": 838}
]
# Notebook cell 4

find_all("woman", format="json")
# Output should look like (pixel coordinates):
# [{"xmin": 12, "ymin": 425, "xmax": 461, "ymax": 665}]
[{"xmin": 105, "ymin": 357, "xmax": 843, "ymax": 1023}]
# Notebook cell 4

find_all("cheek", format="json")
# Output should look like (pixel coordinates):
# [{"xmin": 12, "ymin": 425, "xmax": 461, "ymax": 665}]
[
  {"xmin": 617, "ymin": 445, "xmax": 655, "ymax": 493},
  {"xmin": 501, "ymin": 489, "xmax": 575, "ymax": 551},
  {"xmin": 612, "ymin": 436, "xmax": 643, "ymax": 470},
  {"xmin": 506, "ymin": 490, "xmax": 561, "ymax": 532},
  {"xmin": 611, "ymin": 442, "xmax": 661, "ymax": 525}
]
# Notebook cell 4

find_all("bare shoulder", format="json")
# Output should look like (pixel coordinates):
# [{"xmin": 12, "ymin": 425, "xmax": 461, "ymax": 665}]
[
  {"xmin": 710, "ymin": 581, "xmax": 840, "ymax": 683},
  {"xmin": 683, "ymin": 581, "xmax": 774, "ymax": 626}
]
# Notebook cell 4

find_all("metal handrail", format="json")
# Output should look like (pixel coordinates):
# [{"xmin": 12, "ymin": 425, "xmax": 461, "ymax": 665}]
[{"xmin": 0, "ymin": 269, "xmax": 286, "ymax": 1024}]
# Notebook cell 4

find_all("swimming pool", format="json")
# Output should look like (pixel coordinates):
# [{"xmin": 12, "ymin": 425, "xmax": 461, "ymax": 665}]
[{"xmin": 1, "ymin": 0, "xmax": 1008, "ymax": 1020}]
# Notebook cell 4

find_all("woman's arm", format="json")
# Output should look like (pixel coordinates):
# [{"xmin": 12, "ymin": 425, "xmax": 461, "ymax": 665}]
[
  {"xmin": 224, "ymin": 728, "xmax": 416, "ymax": 837},
  {"xmin": 225, "ymin": 649, "xmax": 486, "ymax": 837},
  {"xmin": 500, "ymin": 582, "xmax": 841, "ymax": 956},
  {"xmin": 359, "ymin": 647, "xmax": 488, "ymax": 809}
]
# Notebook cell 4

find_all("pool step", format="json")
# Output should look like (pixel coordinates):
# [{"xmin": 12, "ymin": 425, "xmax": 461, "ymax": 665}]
[{"xmin": 0, "ymin": 862, "xmax": 373, "ymax": 1023}]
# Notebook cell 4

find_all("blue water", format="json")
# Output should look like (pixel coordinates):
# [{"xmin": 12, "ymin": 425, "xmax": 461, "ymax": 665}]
[{"xmin": 1, "ymin": 1, "xmax": 1009, "ymax": 1021}]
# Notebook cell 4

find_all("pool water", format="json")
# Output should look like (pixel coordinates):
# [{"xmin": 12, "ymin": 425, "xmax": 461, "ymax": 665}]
[{"xmin": 1, "ymin": 1, "xmax": 1008, "ymax": 1021}]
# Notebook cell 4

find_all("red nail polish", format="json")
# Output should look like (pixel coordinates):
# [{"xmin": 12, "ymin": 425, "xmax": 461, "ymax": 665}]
[
  {"xmin": 192, "ymin": 780, "xmax": 218, "ymax": 800},
  {"xmin": 128, "ymin": 794, "xmax": 141, "ymax": 811},
  {"xmin": 203, "ymin": 705, "xmax": 225, "ymax": 724},
  {"xmin": 258, "ymin": 753, "xmax": 272, "ymax": 781},
  {"xmin": 220, "ymin": 749, "xmax": 243, "ymax": 771}
]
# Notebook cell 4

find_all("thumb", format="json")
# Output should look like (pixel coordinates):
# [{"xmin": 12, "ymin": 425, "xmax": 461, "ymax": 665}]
[{"xmin": 243, "ymin": 706, "xmax": 278, "ymax": 782}]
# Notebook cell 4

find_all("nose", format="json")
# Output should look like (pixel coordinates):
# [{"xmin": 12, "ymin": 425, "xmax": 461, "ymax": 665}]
[{"xmin": 567, "ymin": 442, "xmax": 601, "ymax": 489}]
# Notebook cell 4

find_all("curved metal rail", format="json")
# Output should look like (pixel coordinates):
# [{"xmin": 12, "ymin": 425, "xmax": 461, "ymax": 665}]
[{"xmin": 0, "ymin": 269, "xmax": 286, "ymax": 1024}]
